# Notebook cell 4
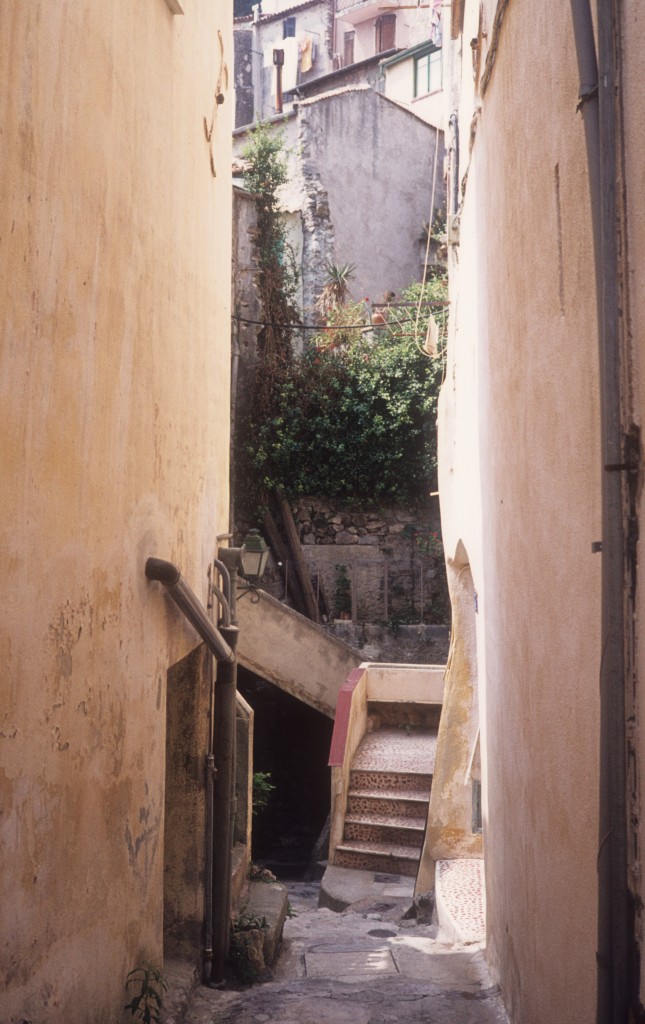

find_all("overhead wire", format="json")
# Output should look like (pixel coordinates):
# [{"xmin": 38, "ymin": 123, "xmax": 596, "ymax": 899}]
[{"xmin": 231, "ymin": 306, "xmax": 448, "ymax": 332}]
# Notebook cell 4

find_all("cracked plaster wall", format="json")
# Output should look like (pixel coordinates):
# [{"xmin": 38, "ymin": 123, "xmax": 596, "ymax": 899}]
[
  {"xmin": 297, "ymin": 89, "xmax": 445, "ymax": 312},
  {"xmin": 0, "ymin": 3, "xmax": 232, "ymax": 1021}
]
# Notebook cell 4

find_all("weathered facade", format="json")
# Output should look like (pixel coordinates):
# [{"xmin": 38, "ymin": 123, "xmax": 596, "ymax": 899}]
[
  {"xmin": 234, "ymin": 0, "xmax": 336, "ymax": 126},
  {"xmin": 431, "ymin": 1, "xmax": 645, "ymax": 1021},
  {"xmin": 0, "ymin": 3, "xmax": 233, "ymax": 1021},
  {"xmin": 233, "ymin": 87, "xmax": 444, "ymax": 316}
]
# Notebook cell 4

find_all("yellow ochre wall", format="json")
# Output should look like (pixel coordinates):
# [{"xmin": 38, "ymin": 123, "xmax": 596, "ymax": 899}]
[
  {"xmin": 0, "ymin": 3, "xmax": 232, "ymax": 1021},
  {"xmin": 437, "ymin": 2, "xmax": 602, "ymax": 1021}
]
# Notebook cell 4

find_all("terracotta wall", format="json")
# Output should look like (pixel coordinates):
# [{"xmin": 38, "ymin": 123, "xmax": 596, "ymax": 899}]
[{"xmin": 0, "ymin": 3, "xmax": 232, "ymax": 1020}]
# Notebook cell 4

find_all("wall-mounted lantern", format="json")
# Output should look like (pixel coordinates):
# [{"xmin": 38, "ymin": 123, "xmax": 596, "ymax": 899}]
[{"xmin": 241, "ymin": 528, "xmax": 270, "ymax": 580}]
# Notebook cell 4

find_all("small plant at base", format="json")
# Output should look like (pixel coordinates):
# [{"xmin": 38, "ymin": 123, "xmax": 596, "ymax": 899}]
[
  {"xmin": 249, "ymin": 862, "xmax": 277, "ymax": 883},
  {"xmin": 124, "ymin": 964, "xmax": 166, "ymax": 1024},
  {"xmin": 229, "ymin": 913, "xmax": 269, "ymax": 983},
  {"xmin": 233, "ymin": 912, "xmax": 269, "ymax": 933},
  {"xmin": 252, "ymin": 771, "xmax": 275, "ymax": 815}
]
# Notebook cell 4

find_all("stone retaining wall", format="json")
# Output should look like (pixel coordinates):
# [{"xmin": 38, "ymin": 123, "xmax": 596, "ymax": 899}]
[{"xmin": 291, "ymin": 498, "xmax": 448, "ymax": 626}]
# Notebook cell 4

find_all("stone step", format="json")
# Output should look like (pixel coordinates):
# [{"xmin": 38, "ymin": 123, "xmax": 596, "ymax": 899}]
[
  {"xmin": 367, "ymin": 700, "xmax": 442, "ymax": 731},
  {"xmin": 334, "ymin": 839, "xmax": 420, "ymax": 878},
  {"xmin": 347, "ymin": 787, "xmax": 431, "ymax": 814},
  {"xmin": 345, "ymin": 810, "xmax": 427, "ymax": 832},
  {"xmin": 352, "ymin": 727, "xmax": 437, "ymax": 776},
  {"xmin": 349, "ymin": 769, "xmax": 433, "ymax": 795},
  {"xmin": 343, "ymin": 817, "xmax": 425, "ymax": 849}
]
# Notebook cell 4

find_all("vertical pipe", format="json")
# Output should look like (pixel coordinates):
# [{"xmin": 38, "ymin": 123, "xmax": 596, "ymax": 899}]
[
  {"xmin": 596, "ymin": 1, "xmax": 629, "ymax": 1017},
  {"xmin": 210, "ymin": 625, "xmax": 240, "ymax": 985},
  {"xmin": 569, "ymin": 2, "xmax": 629, "ymax": 1019},
  {"xmin": 203, "ymin": 638, "xmax": 217, "ymax": 983},
  {"xmin": 448, "ymin": 113, "xmax": 459, "ymax": 218},
  {"xmin": 202, "ymin": 749, "xmax": 215, "ymax": 983}
]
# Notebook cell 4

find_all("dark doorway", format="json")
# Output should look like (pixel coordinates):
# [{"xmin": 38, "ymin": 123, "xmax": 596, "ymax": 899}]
[{"xmin": 238, "ymin": 667, "xmax": 334, "ymax": 880}]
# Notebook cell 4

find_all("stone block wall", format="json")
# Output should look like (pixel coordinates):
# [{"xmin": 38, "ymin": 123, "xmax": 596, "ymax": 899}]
[{"xmin": 290, "ymin": 497, "xmax": 448, "ymax": 626}]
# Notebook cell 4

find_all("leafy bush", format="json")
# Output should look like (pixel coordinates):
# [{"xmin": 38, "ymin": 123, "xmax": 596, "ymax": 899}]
[
  {"xmin": 252, "ymin": 771, "xmax": 275, "ymax": 816},
  {"xmin": 249, "ymin": 280, "xmax": 446, "ymax": 504}
]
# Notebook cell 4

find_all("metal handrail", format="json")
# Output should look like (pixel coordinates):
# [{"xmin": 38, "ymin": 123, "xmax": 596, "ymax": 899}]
[{"xmin": 145, "ymin": 557, "xmax": 236, "ymax": 663}]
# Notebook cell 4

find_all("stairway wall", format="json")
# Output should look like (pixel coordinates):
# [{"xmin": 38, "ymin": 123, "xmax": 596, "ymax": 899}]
[{"xmin": 236, "ymin": 587, "xmax": 362, "ymax": 717}]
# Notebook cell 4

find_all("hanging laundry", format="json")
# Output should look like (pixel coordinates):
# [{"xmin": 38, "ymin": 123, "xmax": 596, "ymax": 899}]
[
  {"xmin": 281, "ymin": 35, "xmax": 299, "ymax": 91},
  {"xmin": 429, "ymin": 0, "xmax": 442, "ymax": 45},
  {"xmin": 300, "ymin": 36, "xmax": 313, "ymax": 73}
]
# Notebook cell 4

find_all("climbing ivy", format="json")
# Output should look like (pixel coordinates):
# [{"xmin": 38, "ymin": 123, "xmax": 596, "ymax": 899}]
[{"xmin": 242, "ymin": 122, "xmax": 300, "ymax": 373}]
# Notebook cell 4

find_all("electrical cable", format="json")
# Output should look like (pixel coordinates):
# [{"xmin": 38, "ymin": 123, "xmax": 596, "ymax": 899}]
[{"xmin": 231, "ymin": 306, "xmax": 448, "ymax": 331}]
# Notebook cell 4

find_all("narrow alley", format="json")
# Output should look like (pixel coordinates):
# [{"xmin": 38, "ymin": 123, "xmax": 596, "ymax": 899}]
[{"xmin": 164, "ymin": 876, "xmax": 509, "ymax": 1024}]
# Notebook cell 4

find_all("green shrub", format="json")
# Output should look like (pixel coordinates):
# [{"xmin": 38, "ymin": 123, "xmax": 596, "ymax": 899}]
[{"xmin": 249, "ymin": 280, "xmax": 446, "ymax": 504}]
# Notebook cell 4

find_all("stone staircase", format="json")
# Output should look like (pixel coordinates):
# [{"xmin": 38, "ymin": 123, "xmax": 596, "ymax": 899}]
[{"xmin": 333, "ymin": 702, "xmax": 439, "ymax": 878}]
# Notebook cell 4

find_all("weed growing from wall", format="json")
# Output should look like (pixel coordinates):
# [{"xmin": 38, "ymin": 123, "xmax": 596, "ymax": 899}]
[{"xmin": 124, "ymin": 964, "xmax": 166, "ymax": 1024}]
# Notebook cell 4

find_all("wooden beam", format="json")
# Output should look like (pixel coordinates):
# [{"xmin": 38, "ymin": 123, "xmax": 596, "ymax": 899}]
[
  {"xmin": 272, "ymin": 488, "xmax": 320, "ymax": 622},
  {"xmin": 263, "ymin": 510, "xmax": 307, "ymax": 614}
]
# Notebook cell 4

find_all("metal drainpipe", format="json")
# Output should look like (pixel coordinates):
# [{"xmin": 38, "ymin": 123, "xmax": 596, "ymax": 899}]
[
  {"xmin": 210, "ymin": 623, "xmax": 240, "ymax": 986},
  {"xmin": 203, "ymin": 661, "xmax": 216, "ymax": 984},
  {"xmin": 448, "ymin": 112, "xmax": 459, "ymax": 218},
  {"xmin": 203, "ymin": 559, "xmax": 232, "ymax": 982},
  {"xmin": 568, "ymin": 2, "xmax": 629, "ymax": 1020},
  {"xmin": 144, "ymin": 557, "xmax": 239, "ymax": 985},
  {"xmin": 210, "ymin": 547, "xmax": 244, "ymax": 986}
]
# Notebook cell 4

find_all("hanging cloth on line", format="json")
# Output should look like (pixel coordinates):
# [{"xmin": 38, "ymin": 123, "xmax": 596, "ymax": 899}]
[{"xmin": 300, "ymin": 36, "xmax": 314, "ymax": 73}]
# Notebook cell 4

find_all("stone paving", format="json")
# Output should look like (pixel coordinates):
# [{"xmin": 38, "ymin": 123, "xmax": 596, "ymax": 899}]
[
  {"xmin": 168, "ymin": 880, "xmax": 509, "ymax": 1024},
  {"xmin": 436, "ymin": 860, "xmax": 487, "ymax": 945}
]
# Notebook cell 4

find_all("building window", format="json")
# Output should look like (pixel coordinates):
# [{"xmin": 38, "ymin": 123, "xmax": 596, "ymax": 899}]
[
  {"xmin": 472, "ymin": 779, "xmax": 482, "ymax": 834},
  {"xmin": 283, "ymin": 16, "xmax": 296, "ymax": 38},
  {"xmin": 414, "ymin": 47, "xmax": 442, "ymax": 97},
  {"xmin": 375, "ymin": 14, "xmax": 396, "ymax": 54},
  {"xmin": 343, "ymin": 30, "xmax": 355, "ymax": 67}
]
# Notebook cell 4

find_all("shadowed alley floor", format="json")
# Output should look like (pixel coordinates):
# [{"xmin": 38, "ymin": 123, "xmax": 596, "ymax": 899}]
[{"xmin": 164, "ymin": 880, "xmax": 509, "ymax": 1024}]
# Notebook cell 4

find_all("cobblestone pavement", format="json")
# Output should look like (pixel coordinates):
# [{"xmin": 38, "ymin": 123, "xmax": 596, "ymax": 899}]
[{"xmin": 171, "ymin": 882, "xmax": 510, "ymax": 1024}]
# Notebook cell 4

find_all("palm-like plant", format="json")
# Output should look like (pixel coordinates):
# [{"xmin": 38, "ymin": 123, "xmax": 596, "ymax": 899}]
[{"xmin": 315, "ymin": 260, "xmax": 357, "ymax": 318}]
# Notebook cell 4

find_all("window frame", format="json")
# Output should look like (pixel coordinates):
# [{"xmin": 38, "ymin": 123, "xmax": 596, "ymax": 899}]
[
  {"xmin": 413, "ymin": 46, "xmax": 442, "ymax": 99},
  {"xmin": 375, "ymin": 13, "xmax": 396, "ymax": 54},
  {"xmin": 343, "ymin": 29, "xmax": 355, "ymax": 67}
]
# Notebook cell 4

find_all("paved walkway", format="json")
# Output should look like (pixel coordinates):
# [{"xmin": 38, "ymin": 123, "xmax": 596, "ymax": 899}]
[{"xmin": 167, "ymin": 879, "xmax": 509, "ymax": 1024}]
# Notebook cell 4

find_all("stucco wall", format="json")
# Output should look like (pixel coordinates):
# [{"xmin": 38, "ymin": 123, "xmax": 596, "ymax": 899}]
[
  {"xmin": 438, "ymin": 2, "xmax": 600, "ymax": 1021},
  {"xmin": 0, "ymin": 3, "xmax": 232, "ymax": 1021},
  {"xmin": 299, "ymin": 87, "xmax": 444, "ymax": 311}
]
